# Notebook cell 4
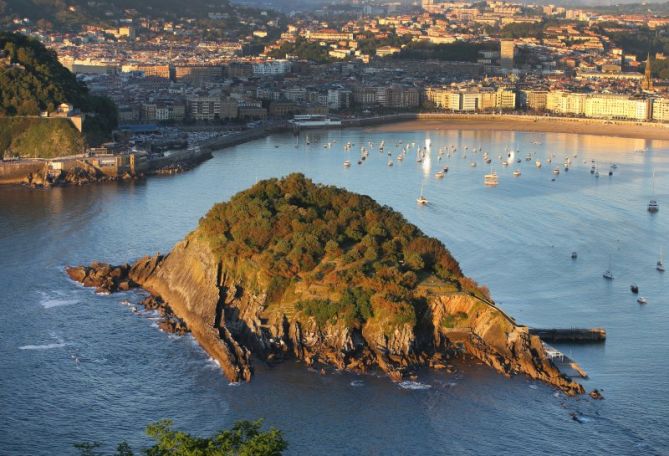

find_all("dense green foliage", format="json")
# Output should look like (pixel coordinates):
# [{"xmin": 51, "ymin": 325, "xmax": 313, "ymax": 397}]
[
  {"xmin": 0, "ymin": 117, "xmax": 84, "ymax": 158},
  {"xmin": 1, "ymin": 0, "xmax": 240, "ymax": 25},
  {"xmin": 393, "ymin": 41, "xmax": 496, "ymax": 62},
  {"xmin": 295, "ymin": 287, "xmax": 372, "ymax": 327},
  {"xmin": 267, "ymin": 37, "xmax": 332, "ymax": 64},
  {"xmin": 500, "ymin": 22, "xmax": 545, "ymax": 39},
  {"xmin": 75, "ymin": 419, "xmax": 287, "ymax": 456},
  {"xmin": 199, "ymin": 174, "xmax": 483, "ymax": 330},
  {"xmin": 355, "ymin": 31, "xmax": 413, "ymax": 56},
  {"xmin": 0, "ymin": 32, "xmax": 117, "ymax": 146}
]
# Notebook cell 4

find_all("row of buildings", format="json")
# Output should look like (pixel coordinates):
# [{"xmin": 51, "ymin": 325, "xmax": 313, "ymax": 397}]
[
  {"xmin": 117, "ymin": 84, "xmax": 422, "ymax": 123},
  {"xmin": 60, "ymin": 59, "xmax": 293, "ymax": 80},
  {"xmin": 425, "ymin": 86, "xmax": 669, "ymax": 122}
]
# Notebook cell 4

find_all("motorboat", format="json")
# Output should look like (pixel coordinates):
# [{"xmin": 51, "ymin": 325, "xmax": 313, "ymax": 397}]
[
  {"xmin": 630, "ymin": 284, "xmax": 639, "ymax": 294},
  {"xmin": 417, "ymin": 183, "xmax": 428, "ymax": 205},
  {"xmin": 484, "ymin": 171, "xmax": 499, "ymax": 187},
  {"xmin": 603, "ymin": 255, "xmax": 614, "ymax": 280},
  {"xmin": 648, "ymin": 170, "xmax": 659, "ymax": 213},
  {"xmin": 648, "ymin": 200, "xmax": 659, "ymax": 213},
  {"xmin": 571, "ymin": 252, "xmax": 578, "ymax": 260},
  {"xmin": 513, "ymin": 170, "xmax": 521, "ymax": 177},
  {"xmin": 343, "ymin": 160, "xmax": 351, "ymax": 168},
  {"xmin": 637, "ymin": 297, "xmax": 648, "ymax": 304}
]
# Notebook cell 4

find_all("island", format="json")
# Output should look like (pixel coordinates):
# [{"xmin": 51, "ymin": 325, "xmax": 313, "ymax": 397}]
[{"xmin": 67, "ymin": 173, "xmax": 584, "ymax": 395}]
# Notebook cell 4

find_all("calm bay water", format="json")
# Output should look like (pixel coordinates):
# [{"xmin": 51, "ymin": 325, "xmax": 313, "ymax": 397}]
[{"xmin": 1, "ymin": 126, "xmax": 668, "ymax": 455}]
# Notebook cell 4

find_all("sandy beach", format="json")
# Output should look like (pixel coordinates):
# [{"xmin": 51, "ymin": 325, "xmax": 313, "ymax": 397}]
[{"xmin": 371, "ymin": 116, "xmax": 669, "ymax": 141}]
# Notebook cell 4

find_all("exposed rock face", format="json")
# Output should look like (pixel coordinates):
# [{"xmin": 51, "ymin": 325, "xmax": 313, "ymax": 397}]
[{"xmin": 68, "ymin": 234, "xmax": 584, "ymax": 395}]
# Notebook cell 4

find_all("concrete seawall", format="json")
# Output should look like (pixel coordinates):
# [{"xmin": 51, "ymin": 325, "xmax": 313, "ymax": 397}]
[
  {"xmin": 0, "ymin": 160, "xmax": 45, "ymax": 185},
  {"xmin": 530, "ymin": 328, "xmax": 607, "ymax": 343},
  {"xmin": 199, "ymin": 126, "xmax": 287, "ymax": 152}
]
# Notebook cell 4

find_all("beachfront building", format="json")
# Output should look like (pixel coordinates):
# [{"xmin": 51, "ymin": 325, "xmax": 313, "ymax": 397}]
[
  {"xmin": 423, "ymin": 87, "xmax": 512, "ymax": 112},
  {"xmin": 651, "ymin": 98, "xmax": 669, "ymax": 122},
  {"xmin": 519, "ymin": 90, "xmax": 548, "ymax": 112},
  {"xmin": 496, "ymin": 88, "xmax": 516, "ymax": 110},
  {"xmin": 546, "ymin": 91, "xmax": 587, "ymax": 116},
  {"xmin": 545, "ymin": 91, "xmax": 649, "ymax": 121},
  {"xmin": 583, "ymin": 95, "xmax": 649, "ymax": 121}
]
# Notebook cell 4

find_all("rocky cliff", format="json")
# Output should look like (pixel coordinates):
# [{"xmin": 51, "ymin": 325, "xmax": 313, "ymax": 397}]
[{"xmin": 67, "ymin": 174, "xmax": 584, "ymax": 395}]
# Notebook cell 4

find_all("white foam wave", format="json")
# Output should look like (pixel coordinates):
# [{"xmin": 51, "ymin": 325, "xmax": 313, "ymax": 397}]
[
  {"xmin": 228, "ymin": 382, "xmax": 241, "ymax": 387},
  {"xmin": 350, "ymin": 380, "xmax": 365, "ymax": 387},
  {"xmin": 38, "ymin": 291, "xmax": 79, "ymax": 309},
  {"xmin": 398, "ymin": 381, "xmax": 432, "ymax": 390},
  {"xmin": 19, "ymin": 343, "xmax": 67, "ymax": 350}
]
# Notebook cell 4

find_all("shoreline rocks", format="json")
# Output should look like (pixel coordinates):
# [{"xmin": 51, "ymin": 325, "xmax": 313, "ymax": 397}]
[{"xmin": 67, "ymin": 240, "xmax": 585, "ymax": 395}]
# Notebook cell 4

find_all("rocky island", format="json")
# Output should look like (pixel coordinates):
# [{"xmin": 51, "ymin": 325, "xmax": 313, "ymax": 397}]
[{"xmin": 68, "ymin": 173, "xmax": 584, "ymax": 395}]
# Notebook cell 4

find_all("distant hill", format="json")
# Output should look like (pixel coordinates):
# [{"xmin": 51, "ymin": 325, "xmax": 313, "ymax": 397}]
[
  {"xmin": 0, "ymin": 32, "xmax": 116, "ymax": 149},
  {"xmin": 0, "ymin": 0, "xmax": 266, "ymax": 27}
]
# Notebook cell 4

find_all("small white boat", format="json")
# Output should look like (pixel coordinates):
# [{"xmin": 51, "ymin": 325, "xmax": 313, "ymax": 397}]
[
  {"xmin": 470, "ymin": 162, "xmax": 477, "ymax": 167},
  {"xmin": 637, "ymin": 297, "xmax": 648, "ymax": 304},
  {"xmin": 648, "ymin": 170, "xmax": 659, "ymax": 213},
  {"xmin": 387, "ymin": 160, "xmax": 393, "ymax": 167},
  {"xmin": 603, "ymin": 255, "xmax": 614, "ymax": 280},
  {"xmin": 343, "ymin": 160, "xmax": 351, "ymax": 168},
  {"xmin": 658, "ymin": 248, "xmax": 665, "ymax": 272},
  {"xmin": 417, "ymin": 184, "xmax": 428, "ymax": 205},
  {"xmin": 535, "ymin": 160, "xmax": 542, "ymax": 168},
  {"xmin": 484, "ymin": 171, "xmax": 498, "ymax": 187},
  {"xmin": 552, "ymin": 168, "xmax": 560, "ymax": 175},
  {"xmin": 435, "ymin": 171, "xmax": 445, "ymax": 179},
  {"xmin": 513, "ymin": 170, "xmax": 521, "ymax": 177}
]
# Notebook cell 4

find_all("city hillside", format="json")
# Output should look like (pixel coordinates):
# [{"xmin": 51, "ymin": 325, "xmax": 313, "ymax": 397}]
[{"xmin": 0, "ymin": 32, "xmax": 117, "ymax": 156}]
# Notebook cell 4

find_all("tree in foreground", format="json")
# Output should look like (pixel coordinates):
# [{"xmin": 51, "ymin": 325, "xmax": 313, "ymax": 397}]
[{"xmin": 75, "ymin": 419, "xmax": 287, "ymax": 456}]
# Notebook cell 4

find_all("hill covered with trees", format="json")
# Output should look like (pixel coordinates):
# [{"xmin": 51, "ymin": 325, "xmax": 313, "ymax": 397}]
[
  {"xmin": 0, "ymin": 0, "xmax": 276, "ymax": 29},
  {"xmin": 69, "ymin": 174, "xmax": 583, "ymax": 395},
  {"xmin": 199, "ymin": 173, "xmax": 485, "ymax": 331},
  {"xmin": 0, "ymin": 32, "xmax": 117, "ymax": 150}
]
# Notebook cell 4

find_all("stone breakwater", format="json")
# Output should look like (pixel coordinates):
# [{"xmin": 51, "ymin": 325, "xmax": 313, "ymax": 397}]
[{"xmin": 67, "ymin": 236, "xmax": 584, "ymax": 395}]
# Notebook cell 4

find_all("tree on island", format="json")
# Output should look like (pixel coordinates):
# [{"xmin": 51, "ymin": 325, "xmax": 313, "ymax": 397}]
[{"xmin": 74, "ymin": 419, "xmax": 287, "ymax": 456}]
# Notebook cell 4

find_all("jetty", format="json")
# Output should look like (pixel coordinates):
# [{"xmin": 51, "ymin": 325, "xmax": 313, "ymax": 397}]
[{"xmin": 529, "ymin": 328, "xmax": 606, "ymax": 344}]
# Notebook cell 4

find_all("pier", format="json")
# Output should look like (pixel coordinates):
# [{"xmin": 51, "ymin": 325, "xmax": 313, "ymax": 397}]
[{"xmin": 529, "ymin": 328, "xmax": 606, "ymax": 344}]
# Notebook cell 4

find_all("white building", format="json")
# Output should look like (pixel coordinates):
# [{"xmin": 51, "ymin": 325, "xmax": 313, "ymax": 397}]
[{"xmin": 252, "ymin": 60, "xmax": 292, "ymax": 76}]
